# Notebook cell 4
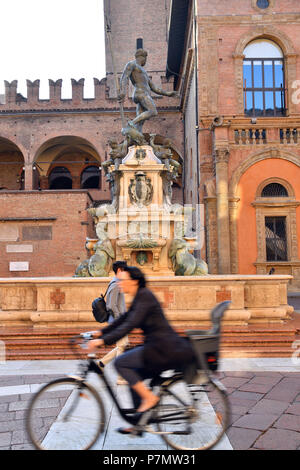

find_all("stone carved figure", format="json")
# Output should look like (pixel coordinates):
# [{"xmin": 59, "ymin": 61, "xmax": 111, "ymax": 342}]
[
  {"xmin": 88, "ymin": 238, "xmax": 115, "ymax": 277},
  {"xmin": 149, "ymin": 135, "xmax": 181, "ymax": 173},
  {"xmin": 168, "ymin": 239, "xmax": 208, "ymax": 276},
  {"xmin": 106, "ymin": 170, "xmax": 121, "ymax": 210},
  {"xmin": 87, "ymin": 203, "xmax": 116, "ymax": 237},
  {"xmin": 75, "ymin": 206, "xmax": 115, "ymax": 277},
  {"xmin": 128, "ymin": 171, "xmax": 153, "ymax": 208},
  {"xmin": 136, "ymin": 251, "xmax": 148, "ymax": 266},
  {"xmin": 102, "ymin": 138, "xmax": 128, "ymax": 174},
  {"xmin": 161, "ymin": 170, "xmax": 175, "ymax": 209},
  {"xmin": 74, "ymin": 259, "xmax": 90, "ymax": 277},
  {"xmin": 118, "ymin": 49, "xmax": 177, "ymax": 136}
]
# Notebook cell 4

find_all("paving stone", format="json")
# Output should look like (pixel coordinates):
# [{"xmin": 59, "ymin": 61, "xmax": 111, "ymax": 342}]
[
  {"xmin": 264, "ymin": 380, "xmax": 300, "ymax": 402},
  {"xmin": 0, "ymin": 420, "xmax": 25, "ymax": 433},
  {"xmin": 238, "ymin": 382, "xmax": 275, "ymax": 394},
  {"xmin": 248, "ymin": 375, "xmax": 282, "ymax": 386},
  {"xmin": 0, "ymin": 376, "xmax": 24, "ymax": 387},
  {"xmin": 229, "ymin": 397, "xmax": 258, "ymax": 415},
  {"xmin": 230, "ymin": 414, "xmax": 242, "ymax": 425},
  {"xmin": 286, "ymin": 403, "xmax": 300, "ymax": 415},
  {"xmin": 230, "ymin": 390, "xmax": 264, "ymax": 402},
  {"xmin": 11, "ymin": 443, "xmax": 34, "ymax": 450},
  {"xmin": 0, "ymin": 412, "xmax": 15, "ymax": 422},
  {"xmin": 8, "ymin": 400, "xmax": 30, "ymax": 411},
  {"xmin": 233, "ymin": 413, "xmax": 278, "ymax": 431},
  {"xmin": 0, "ymin": 432, "xmax": 12, "ymax": 447},
  {"xmin": 0, "ymin": 395, "xmax": 19, "ymax": 404},
  {"xmin": 282, "ymin": 372, "xmax": 300, "ymax": 378},
  {"xmin": 226, "ymin": 427, "xmax": 261, "ymax": 450},
  {"xmin": 11, "ymin": 430, "xmax": 31, "ymax": 445},
  {"xmin": 253, "ymin": 428, "xmax": 300, "ymax": 450},
  {"xmin": 274, "ymin": 414, "xmax": 300, "ymax": 432},
  {"xmin": 252, "ymin": 371, "xmax": 283, "ymax": 377},
  {"xmin": 224, "ymin": 371, "xmax": 255, "ymax": 379},
  {"xmin": 222, "ymin": 377, "xmax": 251, "ymax": 388},
  {"xmin": 249, "ymin": 399, "xmax": 289, "ymax": 415},
  {"xmin": 23, "ymin": 374, "xmax": 64, "ymax": 385}
]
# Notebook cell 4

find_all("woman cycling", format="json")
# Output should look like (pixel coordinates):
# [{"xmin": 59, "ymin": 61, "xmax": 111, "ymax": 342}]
[{"xmin": 86, "ymin": 266, "xmax": 195, "ymax": 424}]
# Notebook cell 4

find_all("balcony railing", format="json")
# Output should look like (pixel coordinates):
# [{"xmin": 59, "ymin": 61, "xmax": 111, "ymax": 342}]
[
  {"xmin": 234, "ymin": 128, "xmax": 267, "ymax": 145},
  {"xmin": 233, "ymin": 126, "xmax": 300, "ymax": 146}
]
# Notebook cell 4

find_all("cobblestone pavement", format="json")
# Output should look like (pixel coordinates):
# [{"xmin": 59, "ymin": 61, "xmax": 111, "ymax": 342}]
[{"xmin": 0, "ymin": 359, "xmax": 299, "ymax": 450}]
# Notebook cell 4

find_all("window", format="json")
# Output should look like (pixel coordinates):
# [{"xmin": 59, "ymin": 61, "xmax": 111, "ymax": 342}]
[
  {"xmin": 256, "ymin": 0, "xmax": 269, "ymax": 8},
  {"xmin": 243, "ymin": 39, "xmax": 285, "ymax": 117},
  {"xmin": 265, "ymin": 216, "xmax": 287, "ymax": 261},
  {"xmin": 261, "ymin": 183, "xmax": 288, "ymax": 197},
  {"xmin": 136, "ymin": 38, "xmax": 143, "ymax": 49},
  {"xmin": 81, "ymin": 166, "xmax": 100, "ymax": 189},
  {"xmin": 49, "ymin": 167, "xmax": 72, "ymax": 189}
]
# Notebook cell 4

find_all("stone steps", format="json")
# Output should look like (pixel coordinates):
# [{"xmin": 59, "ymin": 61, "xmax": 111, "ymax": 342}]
[{"xmin": 0, "ymin": 322, "xmax": 298, "ymax": 359}]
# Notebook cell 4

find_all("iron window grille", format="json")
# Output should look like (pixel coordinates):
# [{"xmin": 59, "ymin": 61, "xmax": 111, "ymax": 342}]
[
  {"xmin": 261, "ymin": 183, "xmax": 288, "ymax": 197},
  {"xmin": 265, "ymin": 216, "xmax": 288, "ymax": 261}
]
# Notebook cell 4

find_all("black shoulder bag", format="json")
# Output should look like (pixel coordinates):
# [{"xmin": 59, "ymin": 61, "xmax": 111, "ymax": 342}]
[{"xmin": 91, "ymin": 282, "xmax": 115, "ymax": 323}]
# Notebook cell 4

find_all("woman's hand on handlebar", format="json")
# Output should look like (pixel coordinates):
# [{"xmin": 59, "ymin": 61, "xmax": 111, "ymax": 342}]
[
  {"xmin": 91, "ymin": 330, "xmax": 102, "ymax": 338},
  {"xmin": 85, "ymin": 338, "xmax": 104, "ymax": 354}
]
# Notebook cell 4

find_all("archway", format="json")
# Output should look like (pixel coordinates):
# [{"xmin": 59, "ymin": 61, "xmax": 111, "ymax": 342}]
[
  {"xmin": 33, "ymin": 136, "xmax": 102, "ymax": 192},
  {"xmin": 229, "ymin": 150, "xmax": 300, "ymax": 277},
  {"xmin": 49, "ymin": 166, "xmax": 72, "ymax": 189},
  {"xmin": 0, "ymin": 137, "xmax": 25, "ymax": 190}
]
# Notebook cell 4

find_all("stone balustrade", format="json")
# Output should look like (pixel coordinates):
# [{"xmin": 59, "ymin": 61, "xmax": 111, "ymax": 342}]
[
  {"xmin": 234, "ymin": 128, "xmax": 267, "ymax": 145},
  {"xmin": 279, "ymin": 128, "xmax": 300, "ymax": 144},
  {"xmin": 233, "ymin": 126, "xmax": 300, "ymax": 146}
]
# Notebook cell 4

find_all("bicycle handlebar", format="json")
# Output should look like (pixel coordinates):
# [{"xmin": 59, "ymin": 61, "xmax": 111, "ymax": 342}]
[{"xmin": 69, "ymin": 332, "xmax": 97, "ymax": 358}]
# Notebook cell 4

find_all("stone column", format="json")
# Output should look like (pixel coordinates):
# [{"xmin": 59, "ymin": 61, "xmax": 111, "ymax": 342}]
[
  {"xmin": 215, "ymin": 147, "xmax": 231, "ymax": 273},
  {"xmin": 39, "ymin": 176, "xmax": 49, "ymax": 190},
  {"xmin": 204, "ymin": 195, "xmax": 218, "ymax": 274},
  {"xmin": 229, "ymin": 197, "xmax": 240, "ymax": 274},
  {"xmin": 24, "ymin": 163, "xmax": 33, "ymax": 190},
  {"xmin": 72, "ymin": 175, "xmax": 81, "ymax": 189}
]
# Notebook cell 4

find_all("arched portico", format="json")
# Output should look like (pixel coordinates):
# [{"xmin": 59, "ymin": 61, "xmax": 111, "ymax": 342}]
[
  {"xmin": 0, "ymin": 137, "xmax": 25, "ymax": 190},
  {"xmin": 31, "ymin": 135, "xmax": 105, "ymax": 195}
]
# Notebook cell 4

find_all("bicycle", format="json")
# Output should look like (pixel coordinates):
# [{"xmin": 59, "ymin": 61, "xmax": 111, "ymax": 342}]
[{"xmin": 26, "ymin": 301, "xmax": 231, "ymax": 451}]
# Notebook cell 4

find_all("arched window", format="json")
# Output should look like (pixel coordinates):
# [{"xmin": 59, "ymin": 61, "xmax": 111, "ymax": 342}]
[
  {"xmin": 243, "ymin": 39, "xmax": 285, "ymax": 117},
  {"xmin": 256, "ymin": 0, "xmax": 269, "ymax": 9},
  {"xmin": 80, "ymin": 166, "xmax": 101, "ymax": 189},
  {"xmin": 49, "ymin": 167, "xmax": 72, "ymax": 189},
  {"xmin": 261, "ymin": 182, "xmax": 288, "ymax": 197}
]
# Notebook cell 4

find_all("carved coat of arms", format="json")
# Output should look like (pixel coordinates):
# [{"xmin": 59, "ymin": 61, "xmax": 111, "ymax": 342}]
[{"xmin": 128, "ymin": 171, "xmax": 153, "ymax": 207}]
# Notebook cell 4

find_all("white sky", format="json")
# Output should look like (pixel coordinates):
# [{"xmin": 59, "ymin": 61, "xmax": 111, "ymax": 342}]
[{"xmin": 0, "ymin": 0, "xmax": 106, "ymax": 99}]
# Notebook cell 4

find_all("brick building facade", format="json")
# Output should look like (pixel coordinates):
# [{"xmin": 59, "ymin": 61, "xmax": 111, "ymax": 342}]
[
  {"xmin": 0, "ymin": 0, "xmax": 182, "ymax": 277},
  {"xmin": 168, "ymin": 0, "xmax": 300, "ymax": 288}
]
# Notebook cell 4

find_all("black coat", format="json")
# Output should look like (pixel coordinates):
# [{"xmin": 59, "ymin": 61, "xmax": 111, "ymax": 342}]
[{"xmin": 101, "ymin": 287, "xmax": 195, "ymax": 373}]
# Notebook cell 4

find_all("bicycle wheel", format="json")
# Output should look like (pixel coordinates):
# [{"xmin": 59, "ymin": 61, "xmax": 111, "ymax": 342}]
[
  {"xmin": 155, "ymin": 376, "xmax": 231, "ymax": 450},
  {"xmin": 26, "ymin": 377, "xmax": 105, "ymax": 450}
]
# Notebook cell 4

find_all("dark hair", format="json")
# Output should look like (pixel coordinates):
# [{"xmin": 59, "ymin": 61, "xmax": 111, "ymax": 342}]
[
  {"xmin": 123, "ymin": 266, "xmax": 147, "ymax": 288},
  {"xmin": 112, "ymin": 261, "xmax": 127, "ymax": 274}
]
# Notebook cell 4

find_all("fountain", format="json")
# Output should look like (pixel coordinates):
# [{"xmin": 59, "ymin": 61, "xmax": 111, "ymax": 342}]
[{"xmin": 75, "ymin": 48, "xmax": 208, "ymax": 278}]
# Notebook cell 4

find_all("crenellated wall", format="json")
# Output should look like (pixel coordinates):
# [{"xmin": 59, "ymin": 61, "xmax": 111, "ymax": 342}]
[{"xmin": 0, "ymin": 75, "xmax": 177, "ymax": 110}]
